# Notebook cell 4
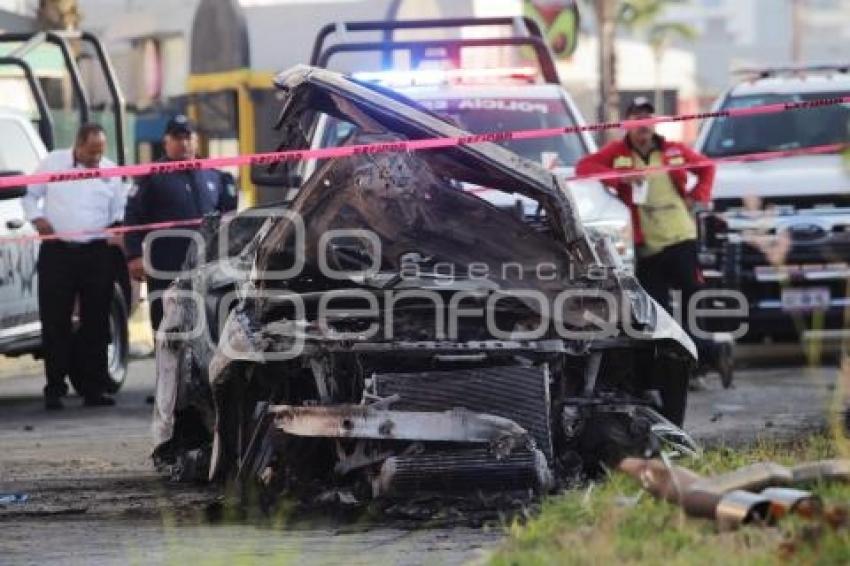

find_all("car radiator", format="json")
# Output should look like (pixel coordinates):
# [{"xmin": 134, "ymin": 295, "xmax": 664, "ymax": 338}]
[
  {"xmin": 374, "ymin": 448, "xmax": 548, "ymax": 496},
  {"xmin": 371, "ymin": 365, "xmax": 553, "ymax": 462}
]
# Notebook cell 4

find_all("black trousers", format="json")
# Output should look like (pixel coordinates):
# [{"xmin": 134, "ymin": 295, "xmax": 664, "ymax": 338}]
[
  {"xmin": 636, "ymin": 239, "xmax": 717, "ymax": 364},
  {"xmin": 146, "ymin": 276, "xmax": 172, "ymax": 334},
  {"xmin": 38, "ymin": 241, "xmax": 113, "ymax": 398}
]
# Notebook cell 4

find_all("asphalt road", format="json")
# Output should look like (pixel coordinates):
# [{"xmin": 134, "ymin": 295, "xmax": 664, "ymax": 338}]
[{"xmin": 0, "ymin": 354, "xmax": 840, "ymax": 565}]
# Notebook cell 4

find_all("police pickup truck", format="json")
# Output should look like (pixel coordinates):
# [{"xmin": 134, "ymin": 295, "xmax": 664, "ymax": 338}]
[
  {"xmin": 0, "ymin": 110, "xmax": 130, "ymax": 393},
  {"xmin": 0, "ymin": 31, "xmax": 130, "ymax": 392},
  {"xmin": 694, "ymin": 65, "xmax": 850, "ymax": 343}
]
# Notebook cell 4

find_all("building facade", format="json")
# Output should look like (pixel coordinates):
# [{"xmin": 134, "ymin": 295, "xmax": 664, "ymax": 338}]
[{"xmin": 666, "ymin": 0, "xmax": 850, "ymax": 96}]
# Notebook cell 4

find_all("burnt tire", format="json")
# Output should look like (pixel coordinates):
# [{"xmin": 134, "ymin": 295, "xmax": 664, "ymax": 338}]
[{"xmin": 70, "ymin": 282, "xmax": 129, "ymax": 396}]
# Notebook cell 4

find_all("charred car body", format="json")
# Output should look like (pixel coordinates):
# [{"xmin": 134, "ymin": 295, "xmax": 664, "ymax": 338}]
[{"xmin": 152, "ymin": 66, "xmax": 698, "ymax": 500}]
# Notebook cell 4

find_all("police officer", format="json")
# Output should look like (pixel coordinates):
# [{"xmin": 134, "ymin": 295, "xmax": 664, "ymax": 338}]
[{"xmin": 124, "ymin": 115, "xmax": 237, "ymax": 333}]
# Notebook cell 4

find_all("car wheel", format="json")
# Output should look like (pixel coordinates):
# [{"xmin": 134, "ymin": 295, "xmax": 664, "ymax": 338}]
[{"xmin": 105, "ymin": 282, "xmax": 129, "ymax": 394}]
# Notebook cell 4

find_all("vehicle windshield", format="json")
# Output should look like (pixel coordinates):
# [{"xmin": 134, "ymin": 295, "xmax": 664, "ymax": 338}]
[
  {"xmin": 702, "ymin": 91, "xmax": 850, "ymax": 157},
  {"xmin": 414, "ymin": 96, "xmax": 587, "ymax": 167}
]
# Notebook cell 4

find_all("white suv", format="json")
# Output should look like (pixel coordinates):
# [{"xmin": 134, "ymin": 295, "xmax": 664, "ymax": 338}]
[{"xmin": 694, "ymin": 66, "xmax": 850, "ymax": 342}]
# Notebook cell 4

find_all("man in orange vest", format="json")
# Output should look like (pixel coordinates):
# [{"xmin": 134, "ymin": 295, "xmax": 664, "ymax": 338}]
[{"xmin": 577, "ymin": 97, "xmax": 733, "ymax": 388}]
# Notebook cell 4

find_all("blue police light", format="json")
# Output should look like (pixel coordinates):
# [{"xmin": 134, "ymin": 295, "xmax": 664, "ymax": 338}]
[{"xmin": 351, "ymin": 67, "xmax": 539, "ymax": 88}]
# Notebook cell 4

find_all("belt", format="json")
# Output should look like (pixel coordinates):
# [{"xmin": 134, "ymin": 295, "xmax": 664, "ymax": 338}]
[{"xmin": 47, "ymin": 239, "xmax": 108, "ymax": 249}]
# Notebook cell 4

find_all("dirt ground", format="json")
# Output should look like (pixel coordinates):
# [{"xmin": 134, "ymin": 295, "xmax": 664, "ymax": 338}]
[{"xmin": 0, "ymin": 353, "xmax": 840, "ymax": 565}]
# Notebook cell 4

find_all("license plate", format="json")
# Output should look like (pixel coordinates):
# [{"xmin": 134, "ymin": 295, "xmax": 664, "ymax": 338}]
[{"xmin": 781, "ymin": 287, "xmax": 831, "ymax": 312}]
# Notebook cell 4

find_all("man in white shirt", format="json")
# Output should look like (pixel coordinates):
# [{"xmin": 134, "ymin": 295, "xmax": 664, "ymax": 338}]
[{"xmin": 23, "ymin": 123, "xmax": 127, "ymax": 410}]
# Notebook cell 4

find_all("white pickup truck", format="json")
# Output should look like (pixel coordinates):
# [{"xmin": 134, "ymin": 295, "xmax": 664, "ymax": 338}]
[
  {"xmin": 0, "ymin": 28, "xmax": 133, "ymax": 393},
  {"xmin": 694, "ymin": 66, "xmax": 850, "ymax": 343},
  {"xmin": 0, "ymin": 109, "xmax": 130, "ymax": 392},
  {"xmin": 0, "ymin": 111, "xmax": 42, "ymax": 346}
]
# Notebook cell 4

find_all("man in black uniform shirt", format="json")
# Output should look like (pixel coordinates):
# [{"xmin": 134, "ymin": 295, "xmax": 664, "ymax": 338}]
[{"xmin": 124, "ymin": 115, "xmax": 237, "ymax": 332}]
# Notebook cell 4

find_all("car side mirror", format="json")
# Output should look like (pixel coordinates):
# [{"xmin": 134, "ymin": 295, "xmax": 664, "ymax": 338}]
[{"xmin": 0, "ymin": 171, "xmax": 27, "ymax": 200}]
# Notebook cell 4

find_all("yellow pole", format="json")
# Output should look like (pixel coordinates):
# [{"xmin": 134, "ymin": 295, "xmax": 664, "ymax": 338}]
[{"xmin": 185, "ymin": 69, "xmax": 276, "ymax": 208}]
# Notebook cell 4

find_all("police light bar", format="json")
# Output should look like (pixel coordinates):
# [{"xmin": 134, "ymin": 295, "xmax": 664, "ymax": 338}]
[
  {"xmin": 733, "ymin": 64, "xmax": 850, "ymax": 79},
  {"xmin": 351, "ymin": 67, "xmax": 539, "ymax": 88}
]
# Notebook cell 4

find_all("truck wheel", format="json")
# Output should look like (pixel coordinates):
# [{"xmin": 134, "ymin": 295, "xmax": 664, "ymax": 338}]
[{"xmin": 105, "ymin": 282, "xmax": 130, "ymax": 394}]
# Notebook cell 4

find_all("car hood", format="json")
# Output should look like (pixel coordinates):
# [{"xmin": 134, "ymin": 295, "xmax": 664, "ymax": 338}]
[
  {"xmin": 712, "ymin": 154, "xmax": 850, "ymax": 201},
  {"xmin": 563, "ymin": 173, "xmax": 630, "ymax": 223},
  {"xmin": 273, "ymin": 65, "xmax": 596, "ymax": 265}
]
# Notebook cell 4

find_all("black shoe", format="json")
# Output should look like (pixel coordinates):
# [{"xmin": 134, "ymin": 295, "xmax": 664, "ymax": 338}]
[
  {"xmin": 152, "ymin": 441, "xmax": 178, "ymax": 477},
  {"xmin": 45, "ymin": 396, "xmax": 64, "ymax": 411},
  {"xmin": 83, "ymin": 394, "xmax": 116, "ymax": 407}
]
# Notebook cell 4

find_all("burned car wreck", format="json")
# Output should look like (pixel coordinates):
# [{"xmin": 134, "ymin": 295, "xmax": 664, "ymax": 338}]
[{"xmin": 152, "ymin": 66, "xmax": 698, "ymax": 501}]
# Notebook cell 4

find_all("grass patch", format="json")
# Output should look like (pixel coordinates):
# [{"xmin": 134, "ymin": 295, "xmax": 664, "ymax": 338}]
[{"xmin": 491, "ymin": 435, "xmax": 850, "ymax": 565}]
